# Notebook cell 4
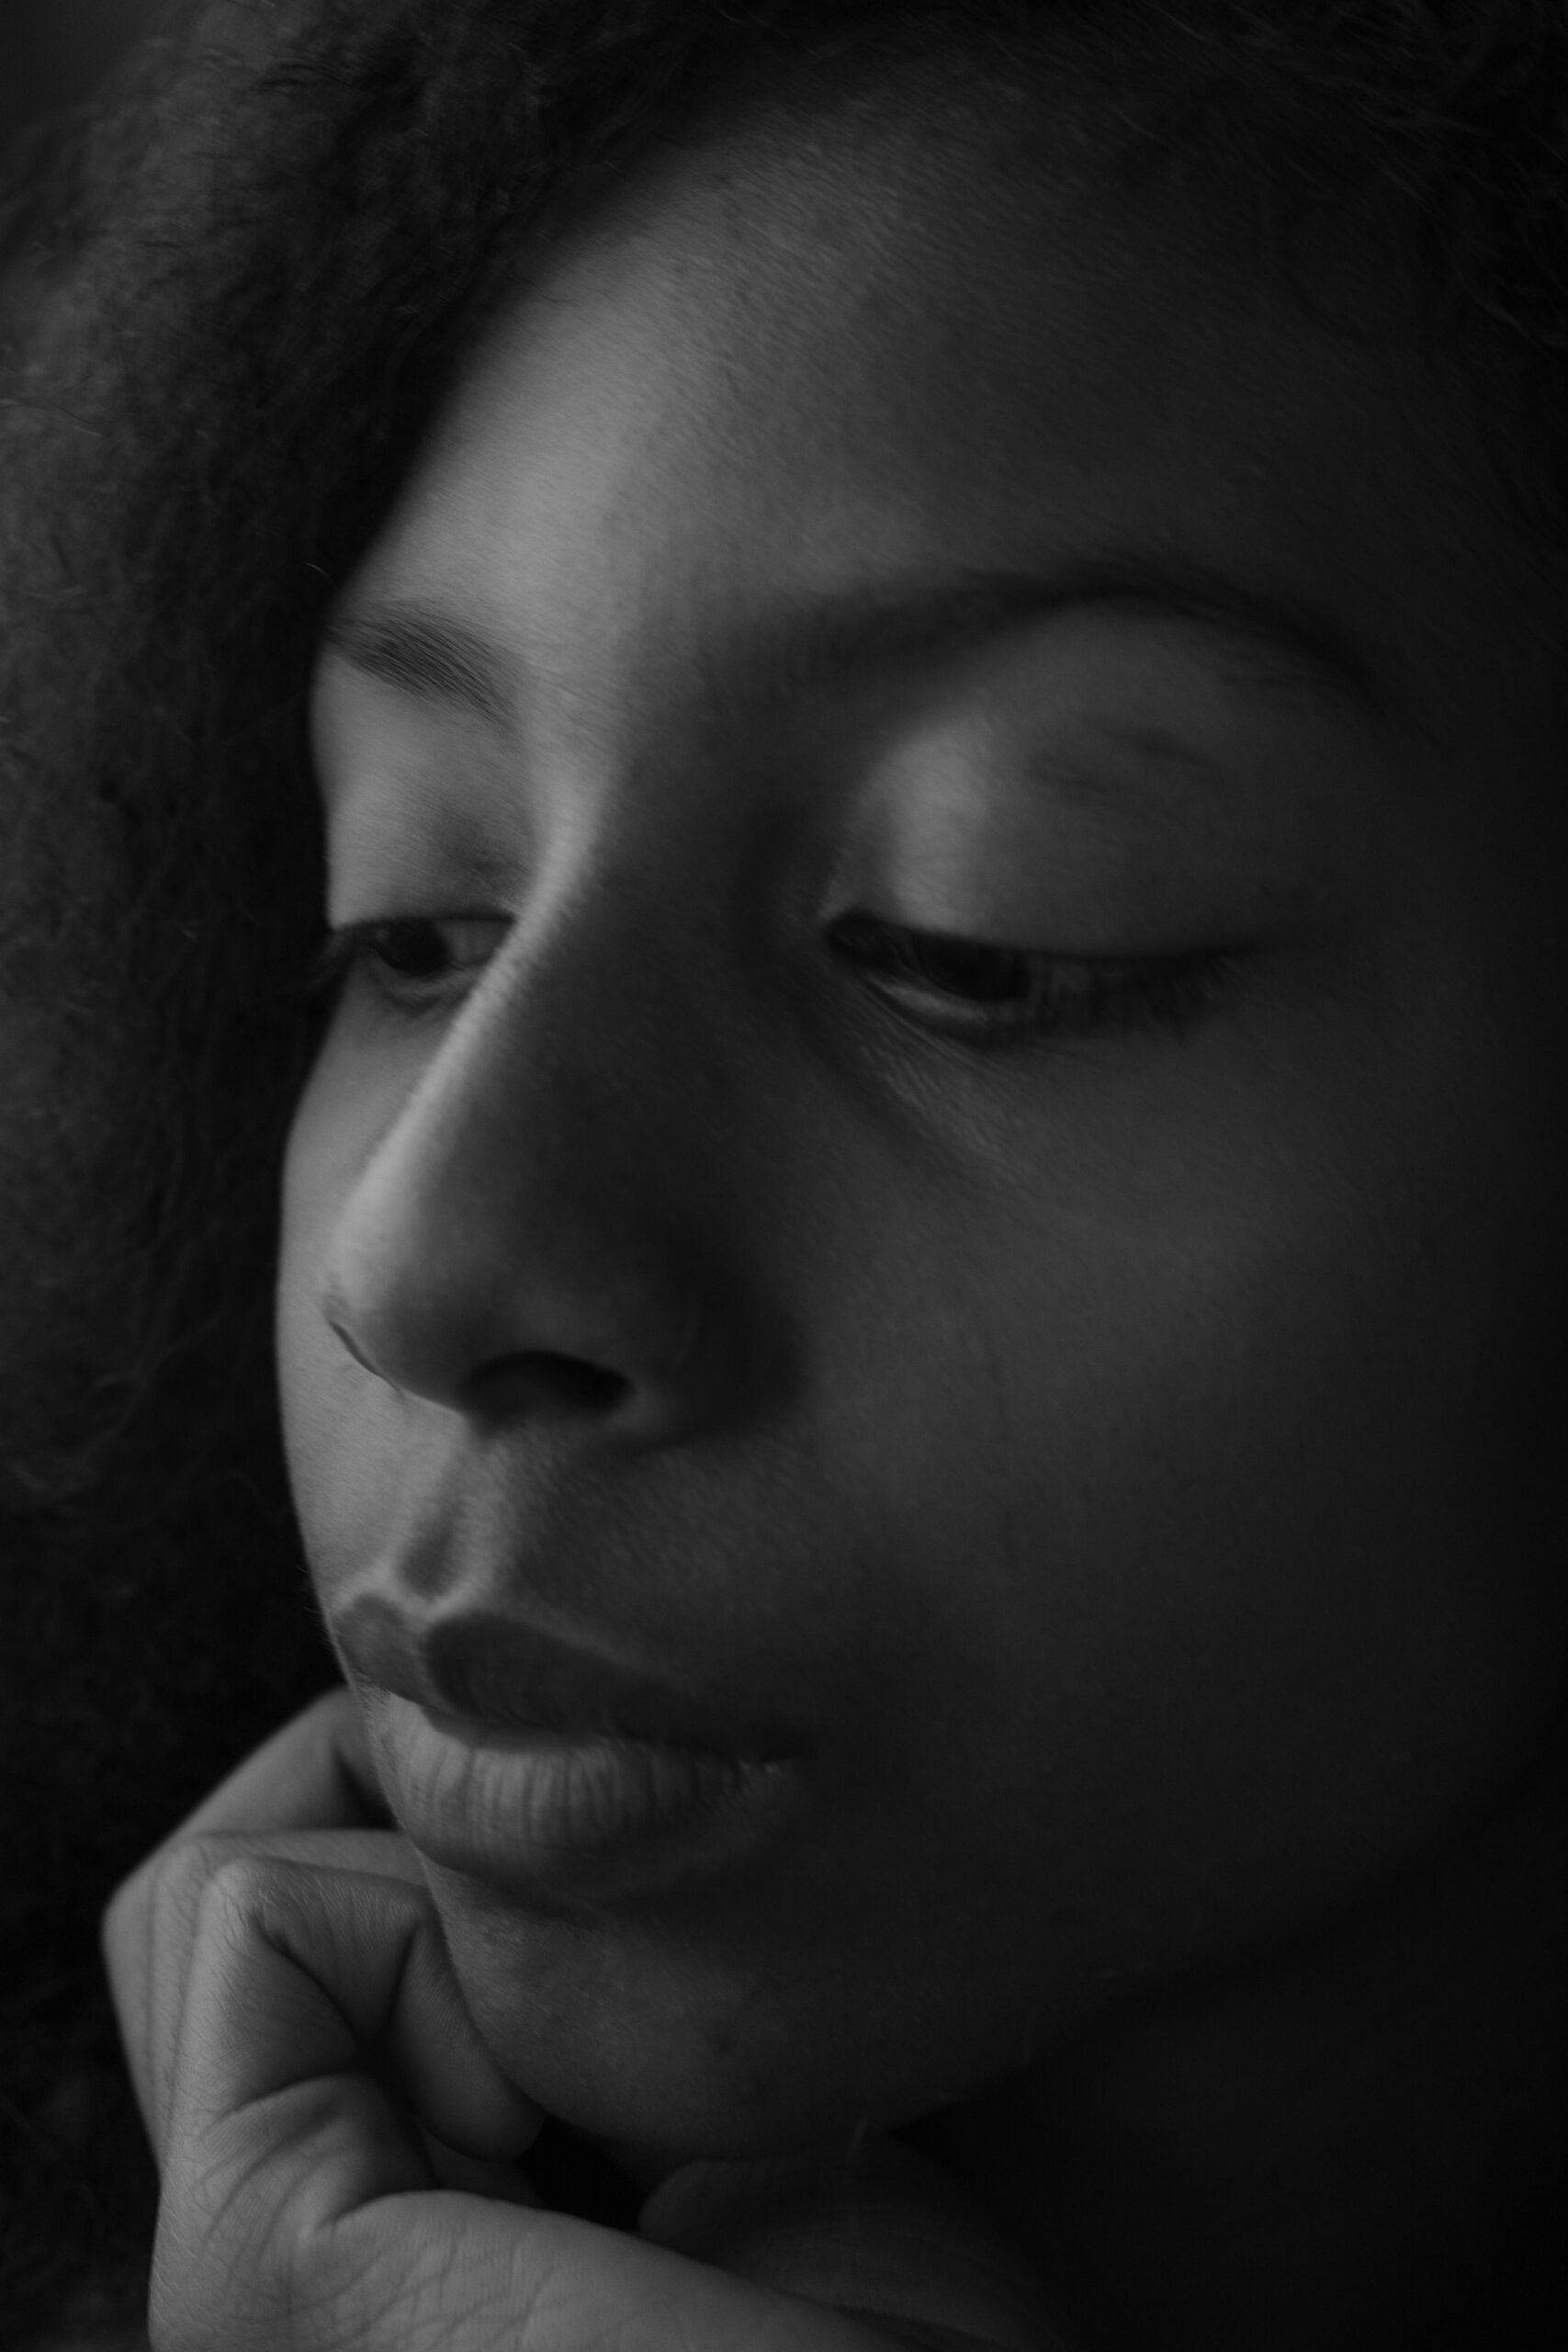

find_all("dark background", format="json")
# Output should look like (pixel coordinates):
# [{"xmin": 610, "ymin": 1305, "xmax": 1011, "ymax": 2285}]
[{"xmin": 3, "ymin": 16, "xmax": 307, "ymax": 2342}]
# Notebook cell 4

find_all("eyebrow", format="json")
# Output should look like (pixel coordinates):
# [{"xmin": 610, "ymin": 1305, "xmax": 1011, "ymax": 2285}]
[
  {"xmin": 320, "ymin": 558, "xmax": 1380, "ymax": 732},
  {"xmin": 773, "ymin": 559, "xmax": 1382, "ymax": 718}
]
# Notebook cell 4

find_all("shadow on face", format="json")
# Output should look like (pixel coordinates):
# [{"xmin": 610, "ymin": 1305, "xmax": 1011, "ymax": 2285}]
[{"xmin": 277, "ymin": 54, "xmax": 1568, "ymax": 2156}]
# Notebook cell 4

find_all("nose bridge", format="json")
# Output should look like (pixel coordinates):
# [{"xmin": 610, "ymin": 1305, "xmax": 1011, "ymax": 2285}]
[{"xmin": 321, "ymin": 876, "xmax": 734, "ymax": 1419}]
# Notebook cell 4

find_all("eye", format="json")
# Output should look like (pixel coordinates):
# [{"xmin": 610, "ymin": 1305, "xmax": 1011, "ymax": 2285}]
[
  {"xmin": 825, "ymin": 910, "xmax": 1235, "ymax": 1045},
  {"xmin": 306, "ymin": 915, "xmax": 510, "ymax": 1014}
]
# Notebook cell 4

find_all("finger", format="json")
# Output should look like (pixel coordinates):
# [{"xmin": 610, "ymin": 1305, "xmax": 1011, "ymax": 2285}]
[
  {"xmin": 291, "ymin": 2201, "xmax": 1011, "ymax": 2352},
  {"xmin": 101, "ymin": 1686, "xmax": 401, "ymax": 2150},
  {"xmin": 169, "ymin": 1854, "xmax": 538, "ymax": 2168},
  {"xmin": 156, "ymin": 2188, "xmax": 945, "ymax": 2352},
  {"xmin": 153, "ymin": 1860, "xmax": 1018, "ymax": 2352},
  {"xmin": 105, "ymin": 1824, "xmax": 424, "ymax": 2154},
  {"xmin": 641, "ymin": 2143, "xmax": 1074, "ymax": 2351}
]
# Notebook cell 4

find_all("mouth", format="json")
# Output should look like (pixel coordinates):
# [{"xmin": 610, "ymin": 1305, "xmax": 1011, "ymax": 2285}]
[{"xmin": 332, "ymin": 1592, "xmax": 807, "ymax": 1905}]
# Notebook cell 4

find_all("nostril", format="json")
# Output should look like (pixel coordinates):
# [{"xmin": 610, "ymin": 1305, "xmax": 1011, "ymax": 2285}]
[{"xmin": 471, "ymin": 1351, "xmax": 634, "ymax": 1418}]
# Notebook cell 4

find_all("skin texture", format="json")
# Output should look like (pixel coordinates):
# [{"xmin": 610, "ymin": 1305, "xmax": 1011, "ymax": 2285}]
[
  {"xmin": 101, "ymin": 1690, "xmax": 1062, "ymax": 2351},
  {"xmin": 269, "ymin": 74, "xmax": 1568, "ymax": 2346}
]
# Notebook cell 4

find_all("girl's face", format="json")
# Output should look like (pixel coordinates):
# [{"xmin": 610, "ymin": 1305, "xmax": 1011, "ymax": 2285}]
[{"xmin": 278, "ymin": 84, "xmax": 1568, "ymax": 2153}]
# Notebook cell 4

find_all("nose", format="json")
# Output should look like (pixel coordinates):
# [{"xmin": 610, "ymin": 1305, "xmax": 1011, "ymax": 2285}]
[{"xmin": 314, "ymin": 915, "xmax": 751, "ymax": 1442}]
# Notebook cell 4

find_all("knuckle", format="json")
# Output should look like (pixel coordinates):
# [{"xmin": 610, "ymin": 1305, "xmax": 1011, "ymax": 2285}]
[
  {"xmin": 103, "ymin": 1838, "xmax": 245, "ymax": 1992},
  {"xmin": 200, "ymin": 1844, "xmax": 276, "ymax": 1906},
  {"xmin": 193, "ymin": 1848, "xmax": 302, "ymax": 1948},
  {"xmin": 154, "ymin": 1832, "xmax": 260, "ymax": 1926},
  {"xmin": 141, "ymin": 1836, "xmax": 292, "ymax": 1983},
  {"xmin": 172, "ymin": 1827, "xmax": 255, "ymax": 1882}
]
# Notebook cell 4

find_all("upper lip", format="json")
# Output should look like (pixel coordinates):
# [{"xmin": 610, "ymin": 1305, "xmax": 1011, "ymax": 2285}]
[{"xmin": 332, "ymin": 1589, "xmax": 795, "ymax": 1758}]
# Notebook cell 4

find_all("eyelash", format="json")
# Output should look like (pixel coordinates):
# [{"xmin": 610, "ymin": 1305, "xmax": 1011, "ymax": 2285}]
[
  {"xmin": 303, "ymin": 912, "xmax": 1235, "ymax": 1046},
  {"xmin": 824, "ymin": 912, "xmax": 1234, "ymax": 1043},
  {"xmin": 303, "ymin": 918, "xmax": 501, "ymax": 1013}
]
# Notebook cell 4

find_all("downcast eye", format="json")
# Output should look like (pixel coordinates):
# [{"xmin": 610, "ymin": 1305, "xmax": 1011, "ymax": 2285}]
[
  {"xmin": 307, "ymin": 914, "xmax": 510, "ymax": 1012},
  {"xmin": 825, "ymin": 909, "xmax": 1236, "ymax": 1046},
  {"xmin": 828, "ymin": 911, "xmax": 1037, "ymax": 1003}
]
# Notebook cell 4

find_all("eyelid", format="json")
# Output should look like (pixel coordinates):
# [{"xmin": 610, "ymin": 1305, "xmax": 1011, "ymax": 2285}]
[
  {"xmin": 826, "ymin": 908, "xmax": 1241, "ymax": 1047},
  {"xmin": 305, "ymin": 912, "xmax": 510, "ymax": 1011}
]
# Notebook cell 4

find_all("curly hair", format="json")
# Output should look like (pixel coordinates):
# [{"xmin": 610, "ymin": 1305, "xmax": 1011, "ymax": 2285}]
[{"xmin": 5, "ymin": 1, "xmax": 1568, "ymax": 2337}]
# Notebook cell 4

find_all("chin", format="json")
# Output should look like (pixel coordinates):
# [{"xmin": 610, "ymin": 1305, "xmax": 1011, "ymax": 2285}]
[{"xmin": 422, "ymin": 1859, "xmax": 1000, "ymax": 2158}]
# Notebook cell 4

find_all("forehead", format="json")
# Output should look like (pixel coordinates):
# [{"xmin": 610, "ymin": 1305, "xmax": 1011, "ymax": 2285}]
[{"xmin": 339, "ymin": 77, "xmax": 1555, "ymax": 761}]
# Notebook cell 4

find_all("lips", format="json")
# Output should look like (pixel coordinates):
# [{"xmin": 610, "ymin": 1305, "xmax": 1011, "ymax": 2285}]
[
  {"xmin": 330, "ymin": 1590, "xmax": 807, "ymax": 1901},
  {"xmin": 332, "ymin": 1589, "xmax": 794, "ymax": 1756}
]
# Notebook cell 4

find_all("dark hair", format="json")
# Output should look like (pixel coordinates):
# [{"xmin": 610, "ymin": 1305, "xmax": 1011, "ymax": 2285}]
[{"xmin": 5, "ymin": 1, "xmax": 1568, "ymax": 2335}]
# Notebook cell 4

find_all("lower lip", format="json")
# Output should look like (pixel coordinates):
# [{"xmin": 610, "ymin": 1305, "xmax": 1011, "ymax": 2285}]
[{"xmin": 367, "ymin": 1690, "xmax": 803, "ymax": 1902}]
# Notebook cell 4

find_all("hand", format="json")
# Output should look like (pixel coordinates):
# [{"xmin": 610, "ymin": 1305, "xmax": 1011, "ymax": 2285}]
[{"xmin": 103, "ymin": 1689, "xmax": 1073, "ymax": 2351}]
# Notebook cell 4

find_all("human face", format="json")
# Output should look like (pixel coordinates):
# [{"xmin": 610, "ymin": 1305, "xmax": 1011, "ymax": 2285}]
[{"xmin": 278, "ymin": 80, "xmax": 1568, "ymax": 2155}]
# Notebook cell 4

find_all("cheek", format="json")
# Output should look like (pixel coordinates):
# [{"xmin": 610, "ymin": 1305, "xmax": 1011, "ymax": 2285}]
[
  {"xmin": 276, "ymin": 1085, "xmax": 333, "ymax": 1475},
  {"xmin": 275, "ymin": 1075, "xmax": 383, "ymax": 1592},
  {"xmin": 831, "ymin": 1124, "xmax": 1564, "ymax": 1982},
  {"xmin": 268, "ymin": 917, "xmax": 1566, "ymax": 2066}
]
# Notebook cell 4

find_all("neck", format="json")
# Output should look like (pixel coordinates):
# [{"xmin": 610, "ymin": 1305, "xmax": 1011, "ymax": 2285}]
[{"xmin": 919, "ymin": 1734, "xmax": 1568, "ymax": 2352}]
